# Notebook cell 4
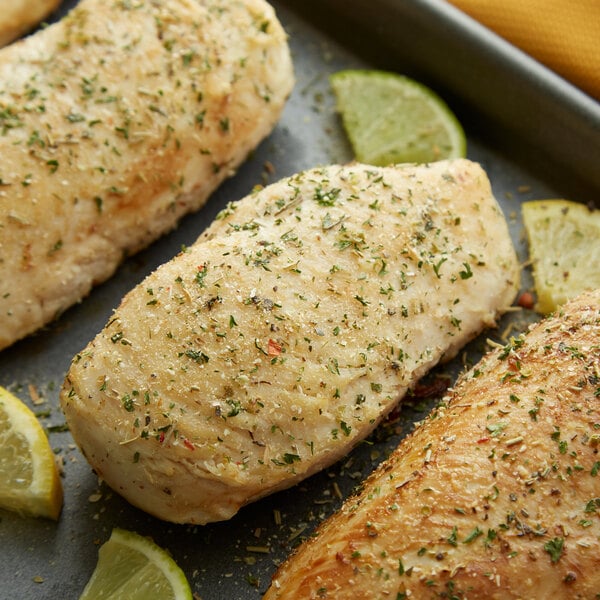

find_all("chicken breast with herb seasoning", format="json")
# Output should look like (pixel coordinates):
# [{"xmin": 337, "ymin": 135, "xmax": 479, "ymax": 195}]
[
  {"xmin": 265, "ymin": 289, "xmax": 600, "ymax": 600},
  {"xmin": 0, "ymin": 0, "xmax": 293, "ymax": 351},
  {"xmin": 60, "ymin": 159, "xmax": 520, "ymax": 524}
]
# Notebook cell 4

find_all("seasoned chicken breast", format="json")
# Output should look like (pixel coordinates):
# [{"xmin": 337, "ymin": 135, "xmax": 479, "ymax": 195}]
[
  {"xmin": 0, "ymin": 0, "xmax": 61, "ymax": 47},
  {"xmin": 265, "ymin": 289, "xmax": 600, "ymax": 599},
  {"xmin": 0, "ymin": 0, "xmax": 293, "ymax": 351},
  {"xmin": 60, "ymin": 159, "xmax": 520, "ymax": 524}
]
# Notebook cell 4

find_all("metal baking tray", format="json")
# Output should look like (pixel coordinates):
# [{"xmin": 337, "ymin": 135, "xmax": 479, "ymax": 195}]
[{"xmin": 1, "ymin": 1, "xmax": 598, "ymax": 598}]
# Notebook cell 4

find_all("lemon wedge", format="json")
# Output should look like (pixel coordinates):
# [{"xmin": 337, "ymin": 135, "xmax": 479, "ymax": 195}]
[
  {"xmin": 0, "ymin": 385, "xmax": 63, "ymax": 519},
  {"xmin": 330, "ymin": 69, "xmax": 466, "ymax": 165},
  {"xmin": 522, "ymin": 199, "xmax": 600, "ymax": 314},
  {"xmin": 79, "ymin": 528, "xmax": 193, "ymax": 600}
]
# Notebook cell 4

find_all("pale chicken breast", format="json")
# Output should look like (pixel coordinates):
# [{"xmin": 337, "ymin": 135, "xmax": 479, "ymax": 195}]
[
  {"xmin": 265, "ymin": 289, "xmax": 600, "ymax": 599},
  {"xmin": 0, "ymin": 0, "xmax": 61, "ymax": 47},
  {"xmin": 60, "ymin": 159, "xmax": 520, "ymax": 524},
  {"xmin": 0, "ymin": 0, "xmax": 293, "ymax": 351}
]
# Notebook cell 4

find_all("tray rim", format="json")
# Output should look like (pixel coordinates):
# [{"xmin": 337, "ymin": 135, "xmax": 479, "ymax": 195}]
[{"xmin": 280, "ymin": 0, "xmax": 600, "ymax": 201}]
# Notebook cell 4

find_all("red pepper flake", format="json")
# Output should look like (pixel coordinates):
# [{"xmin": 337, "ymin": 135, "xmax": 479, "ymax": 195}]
[
  {"xmin": 183, "ymin": 438, "xmax": 195, "ymax": 451},
  {"xmin": 268, "ymin": 339, "xmax": 282, "ymax": 356},
  {"xmin": 517, "ymin": 291, "xmax": 535, "ymax": 309},
  {"xmin": 477, "ymin": 437, "xmax": 490, "ymax": 444},
  {"xmin": 159, "ymin": 432, "xmax": 165, "ymax": 443}
]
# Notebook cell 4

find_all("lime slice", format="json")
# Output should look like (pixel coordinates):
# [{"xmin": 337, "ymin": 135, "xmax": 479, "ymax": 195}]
[
  {"xmin": 0, "ymin": 386, "xmax": 63, "ymax": 520},
  {"xmin": 522, "ymin": 199, "xmax": 600, "ymax": 314},
  {"xmin": 80, "ymin": 528, "xmax": 193, "ymax": 600},
  {"xmin": 330, "ymin": 69, "xmax": 466, "ymax": 165}
]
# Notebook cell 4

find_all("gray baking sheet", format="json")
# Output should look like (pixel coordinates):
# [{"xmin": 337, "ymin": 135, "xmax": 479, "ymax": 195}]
[{"xmin": 1, "ymin": 1, "xmax": 597, "ymax": 598}]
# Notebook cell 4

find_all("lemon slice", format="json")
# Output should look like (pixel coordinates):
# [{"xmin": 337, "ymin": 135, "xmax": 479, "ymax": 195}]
[
  {"xmin": 80, "ymin": 528, "xmax": 193, "ymax": 600},
  {"xmin": 522, "ymin": 199, "xmax": 600, "ymax": 314},
  {"xmin": 330, "ymin": 69, "xmax": 466, "ymax": 165},
  {"xmin": 0, "ymin": 386, "xmax": 63, "ymax": 520}
]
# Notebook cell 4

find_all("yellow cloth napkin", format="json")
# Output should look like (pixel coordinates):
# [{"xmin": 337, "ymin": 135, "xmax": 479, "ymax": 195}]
[{"xmin": 447, "ymin": 0, "xmax": 600, "ymax": 101}]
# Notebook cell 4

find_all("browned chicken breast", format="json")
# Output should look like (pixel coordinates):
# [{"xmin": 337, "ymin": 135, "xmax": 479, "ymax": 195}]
[
  {"xmin": 0, "ymin": 0, "xmax": 293, "ymax": 351},
  {"xmin": 0, "ymin": 0, "xmax": 61, "ymax": 47},
  {"xmin": 265, "ymin": 289, "xmax": 600, "ymax": 599},
  {"xmin": 60, "ymin": 159, "xmax": 519, "ymax": 524}
]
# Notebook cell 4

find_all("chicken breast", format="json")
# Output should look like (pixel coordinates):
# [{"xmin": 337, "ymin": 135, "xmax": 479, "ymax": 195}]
[
  {"xmin": 0, "ymin": 0, "xmax": 61, "ymax": 47},
  {"xmin": 60, "ymin": 159, "xmax": 520, "ymax": 524},
  {"xmin": 0, "ymin": 0, "xmax": 293, "ymax": 351},
  {"xmin": 265, "ymin": 289, "xmax": 600, "ymax": 599}
]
